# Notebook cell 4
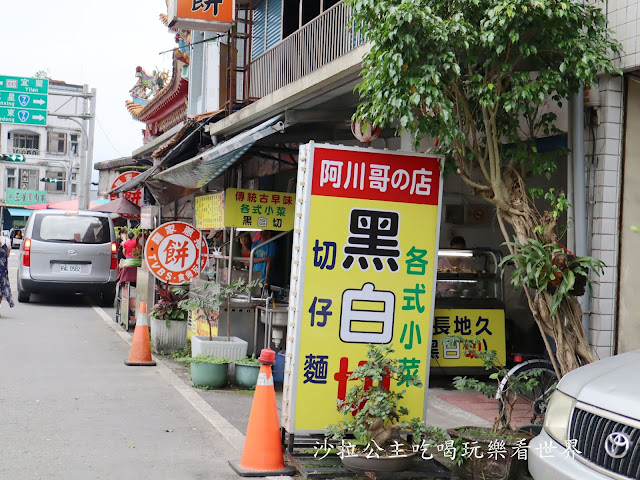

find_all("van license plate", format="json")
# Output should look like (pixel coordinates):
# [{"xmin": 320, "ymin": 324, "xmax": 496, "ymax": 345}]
[{"xmin": 60, "ymin": 264, "xmax": 82, "ymax": 273}]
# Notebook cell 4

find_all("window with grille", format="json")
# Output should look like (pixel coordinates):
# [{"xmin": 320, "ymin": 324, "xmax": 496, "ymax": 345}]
[
  {"xmin": 11, "ymin": 132, "xmax": 40, "ymax": 155},
  {"xmin": 47, "ymin": 132, "xmax": 67, "ymax": 154}
]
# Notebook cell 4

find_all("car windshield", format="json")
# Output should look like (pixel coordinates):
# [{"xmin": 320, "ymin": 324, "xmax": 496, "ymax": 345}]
[{"xmin": 34, "ymin": 215, "xmax": 111, "ymax": 244}]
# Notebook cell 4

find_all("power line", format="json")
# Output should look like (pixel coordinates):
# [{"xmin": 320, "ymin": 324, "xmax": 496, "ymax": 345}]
[{"xmin": 96, "ymin": 115, "xmax": 123, "ymax": 157}]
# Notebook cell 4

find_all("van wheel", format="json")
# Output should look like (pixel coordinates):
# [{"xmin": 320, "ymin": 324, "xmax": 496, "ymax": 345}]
[
  {"xmin": 100, "ymin": 289, "xmax": 116, "ymax": 308},
  {"xmin": 17, "ymin": 290, "xmax": 30, "ymax": 303}
]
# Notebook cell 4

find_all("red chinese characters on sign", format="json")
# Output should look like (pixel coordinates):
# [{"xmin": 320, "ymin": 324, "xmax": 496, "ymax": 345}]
[
  {"xmin": 145, "ymin": 222, "xmax": 208, "ymax": 285},
  {"xmin": 311, "ymin": 147, "xmax": 440, "ymax": 206},
  {"xmin": 110, "ymin": 171, "xmax": 143, "ymax": 219}
]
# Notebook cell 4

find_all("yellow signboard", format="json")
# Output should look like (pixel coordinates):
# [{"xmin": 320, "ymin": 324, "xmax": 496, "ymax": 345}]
[
  {"xmin": 195, "ymin": 193, "xmax": 225, "ymax": 229},
  {"xmin": 224, "ymin": 188, "xmax": 295, "ymax": 231},
  {"xmin": 283, "ymin": 144, "xmax": 443, "ymax": 433},
  {"xmin": 429, "ymin": 308, "xmax": 506, "ymax": 367}
]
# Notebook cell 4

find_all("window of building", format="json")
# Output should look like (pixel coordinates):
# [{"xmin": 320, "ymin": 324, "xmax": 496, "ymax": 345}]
[
  {"xmin": 71, "ymin": 172, "xmax": 78, "ymax": 194},
  {"xmin": 45, "ymin": 169, "xmax": 65, "ymax": 192},
  {"xmin": 11, "ymin": 132, "xmax": 40, "ymax": 155},
  {"xmin": 47, "ymin": 132, "xmax": 67, "ymax": 154},
  {"xmin": 19, "ymin": 169, "xmax": 38, "ymax": 190},
  {"xmin": 6, "ymin": 168, "xmax": 16, "ymax": 189},
  {"xmin": 70, "ymin": 134, "xmax": 79, "ymax": 155}
]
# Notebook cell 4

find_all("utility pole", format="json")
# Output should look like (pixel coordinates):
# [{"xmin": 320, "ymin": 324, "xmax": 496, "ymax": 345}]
[
  {"xmin": 48, "ymin": 86, "xmax": 97, "ymax": 210},
  {"xmin": 77, "ymin": 85, "xmax": 97, "ymax": 210}
]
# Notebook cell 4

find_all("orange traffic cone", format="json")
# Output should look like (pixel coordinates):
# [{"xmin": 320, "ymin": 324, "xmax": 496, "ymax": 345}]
[
  {"xmin": 229, "ymin": 349, "xmax": 295, "ymax": 477},
  {"xmin": 124, "ymin": 302, "xmax": 156, "ymax": 366}
]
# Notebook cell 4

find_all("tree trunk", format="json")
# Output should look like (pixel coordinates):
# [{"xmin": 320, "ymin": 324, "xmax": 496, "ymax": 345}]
[{"xmin": 499, "ymin": 212, "xmax": 595, "ymax": 377}]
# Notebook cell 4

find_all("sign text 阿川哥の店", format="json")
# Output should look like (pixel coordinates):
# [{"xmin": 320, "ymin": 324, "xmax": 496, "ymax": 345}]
[
  {"xmin": 0, "ymin": 75, "xmax": 48, "ymax": 126},
  {"xmin": 283, "ymin": 144, "xmax": 444, "ymax": 433}
]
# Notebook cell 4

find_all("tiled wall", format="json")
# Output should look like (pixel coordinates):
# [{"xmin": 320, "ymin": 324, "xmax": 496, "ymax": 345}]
[
  {"xmin": 588, "ymin": 76, "xmax": 624, "ymax": 358},
  {"xmin": 607, "ymin": 0, "xmax": 640, "ymax": 70}
]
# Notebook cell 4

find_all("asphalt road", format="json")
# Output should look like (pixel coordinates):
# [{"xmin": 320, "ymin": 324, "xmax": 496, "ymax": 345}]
[{"xmin": 0, "ymin": 253, "xmax": 248, "ymax": 480}]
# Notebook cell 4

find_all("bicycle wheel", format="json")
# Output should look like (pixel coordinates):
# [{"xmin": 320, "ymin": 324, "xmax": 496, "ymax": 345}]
[{"xmin": 496, "ymin": 359, "xmax": 557, "ymax": 429}]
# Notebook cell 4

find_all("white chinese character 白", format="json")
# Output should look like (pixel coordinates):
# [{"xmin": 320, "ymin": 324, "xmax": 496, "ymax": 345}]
[
  {"xmin": 369, "ymin": 164, "xmax": 391, "ymax": 192},
  {"xmin": 339, "ymin": 282, "xmax": 395, "ymax": 344},
  {"xmin": 443, "ymin": 342, "xmax": 461, "ymax": 359},
  {"xmin": 319, "ymin": 160, "xmax": 343, "ymax": 188}
]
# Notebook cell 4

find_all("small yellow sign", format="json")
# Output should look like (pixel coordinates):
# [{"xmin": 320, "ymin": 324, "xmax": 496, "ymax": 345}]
[
  {"xmin": 224, "ymin": 188, "xmax": 295, "ymax": 231},
  {"xmin": 195, "ymin": 193, "xmax": 225, "ymax": 229},
  {"xmin": 429, "ymin": 308, "xmax": 506, "ymax": 367}
]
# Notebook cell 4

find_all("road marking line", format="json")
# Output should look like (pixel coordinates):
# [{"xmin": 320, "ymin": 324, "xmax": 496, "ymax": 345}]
[{"xmin": 91, "ymin": 303, "xmax": 246, "ymax": 452}]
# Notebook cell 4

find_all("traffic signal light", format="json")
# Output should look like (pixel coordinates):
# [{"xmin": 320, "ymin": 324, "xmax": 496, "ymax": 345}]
[
  {"xmin": 1, "ymin": 154, "xmax": 25, "ymax": 162},
  {"xmin": 41, "ymin": 177, "xmax": 62, "ymax": 183}
]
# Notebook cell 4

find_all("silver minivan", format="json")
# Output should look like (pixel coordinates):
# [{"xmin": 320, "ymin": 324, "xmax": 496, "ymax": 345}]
[{"xmin": 16, "ymin": 210, "xmax": 118, "ymax": 306}]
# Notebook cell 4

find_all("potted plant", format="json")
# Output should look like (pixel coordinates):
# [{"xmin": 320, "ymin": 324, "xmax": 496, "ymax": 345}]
[
  {"xmin": 234, "ymin": 355, "xmax": 261, "ymax": 388},
  {"xmin": 325, "ymin": 344, "xmax": 446, "ymax": 473},
  {"xmin": 150, "ymin": 283, "xmax": 189, "ymax": 354},
  {"xmin": 178, "ymin": 278, "xmax": 261, "ymax": 364},
  {"xmin": 186, "ymin": 355, "xmax": 230, "ymax": 389},
  {"xmin": 441, "ymin": 335, "xmax": 550, "ymax": 480}
]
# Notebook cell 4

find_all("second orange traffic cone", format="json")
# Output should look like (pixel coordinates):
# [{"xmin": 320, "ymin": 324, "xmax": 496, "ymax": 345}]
[
  {"xmin": 124, "ymin": 302, "xmax": 156, "ymax": 367},
  {"xmin": 229, "ymin": 349, "xmax": 295, "ymax": 477}
]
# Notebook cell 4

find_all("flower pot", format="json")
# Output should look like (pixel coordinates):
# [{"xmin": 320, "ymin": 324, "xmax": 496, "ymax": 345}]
[
  {"xmin": 150, "ymin": 316, "xmax": 187, "ymax": 354},
  {"xmin": 234, "ymin": 363, "xmax": 260, "ymax": 388},
  {"xmin": 191, "ymin": 361, "xmax": 229, "ymax": 388},
  {"xmin": 191, "ymin": 336, "xmax": 248, "ymax": 376},
  {"xmin": 446, "ymin": 427, "xmax": 529, "ymax": 480},
  {"xmin": 341, "ymin": 452, "xmax": 418, "ymax": 473}
]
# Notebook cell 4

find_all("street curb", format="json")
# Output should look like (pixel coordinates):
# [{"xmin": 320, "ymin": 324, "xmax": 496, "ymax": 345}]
[{"xmin": 92, "ymin": 303, "xmax": 247, "ymax": 453}]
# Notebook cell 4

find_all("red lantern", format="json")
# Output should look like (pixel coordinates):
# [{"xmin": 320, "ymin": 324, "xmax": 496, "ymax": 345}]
[{"xmin": 351, "ymin": 119, "xmax": 381, "ymax": 146}]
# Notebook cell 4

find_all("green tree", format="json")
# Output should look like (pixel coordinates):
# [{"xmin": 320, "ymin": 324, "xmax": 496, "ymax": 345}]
[{"xmin": 347, "ymin": 0, "xmax": 622, "ymax": 376}]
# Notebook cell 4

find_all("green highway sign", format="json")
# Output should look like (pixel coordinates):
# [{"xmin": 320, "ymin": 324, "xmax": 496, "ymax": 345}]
[
  {"xmin": 0, "ymin": 106, "xmax": 47, "ymax": 126},
  {"xmin": 0, "ymin": 75, "xmax": 49, "ymax": 95},
  {"xmin": 0, "ymin": 91, "xmax": 47, "ymax": 110},
  {"xmin": 0, "ymin": 75, "xmax": 49, "ymax": 126}
]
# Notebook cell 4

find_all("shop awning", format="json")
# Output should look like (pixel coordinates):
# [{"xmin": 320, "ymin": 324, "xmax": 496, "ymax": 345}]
[
  {"xmin": 109, "ymin": 165, "xmax": 158, "ymax": 195},
  {"xmin": 153, "ymin": 115, "xmax": 285, "ymax": 189},
  {"xmin": 8, "ymin": 207, "xmax": 34, "ymax": 217}
]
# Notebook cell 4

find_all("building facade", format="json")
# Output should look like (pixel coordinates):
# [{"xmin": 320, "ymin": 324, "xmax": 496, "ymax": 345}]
[{"xmin": 0, "ymin": 80, "xmax": 83, "ymax": 210}]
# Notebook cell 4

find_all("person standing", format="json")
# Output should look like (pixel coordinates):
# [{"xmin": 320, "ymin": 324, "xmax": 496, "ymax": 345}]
[
  {"xmin": 0, "ymin": 234, "xmax": 15, "ymax": 313},
  {"xmin": 123, "ymin": 232, "xmax": 137, "ymax": 258},
  {"xmin": 251, "ymin": 230, "xmax": 275, "ymax": 285}
]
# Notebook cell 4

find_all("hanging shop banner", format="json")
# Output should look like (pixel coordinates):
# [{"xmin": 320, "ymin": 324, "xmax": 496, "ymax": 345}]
[
  {"xmin": 110, "ymin": 171, "xmax": 143, "ymax": 219},
  {"xmin": 195, "ymin": 192, "xmax": 225, "ymax": 229},
  {"xmin": 6, "ymin": 188, "xmax": 47, "ymax": 205},
  {"xmin": 167, "ymin": 0, "xmax": 235, "ymax": 32},
  {"xmin": 145, "ymin": 221, "xmax": 208, "ymax": 285},
  {"xmin": 224, "ymin": 188, "xmax": 295, "ymax": 231},
  {"xmin": 283, "ymin": 144, "xmax": 444, "ymax": 433},
  {"xmin": 430, "ymin": 308, "xmax": 506, "ymax": 368}
]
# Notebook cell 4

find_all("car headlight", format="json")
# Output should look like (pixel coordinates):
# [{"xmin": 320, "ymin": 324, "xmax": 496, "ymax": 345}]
[{"xmin": 544, "ymin": 389, "xmax": 577, "ymax": 444}]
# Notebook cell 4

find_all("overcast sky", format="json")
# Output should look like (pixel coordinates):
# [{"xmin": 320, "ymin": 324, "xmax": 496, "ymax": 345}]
[{"xmin": 1, "ymin": 0, "xmax": 175, "ymax": 172}]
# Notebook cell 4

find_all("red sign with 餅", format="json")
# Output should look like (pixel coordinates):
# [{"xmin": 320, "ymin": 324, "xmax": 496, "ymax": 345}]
[
  {"xmin": 110, "ymin": 171, "xmax": 143, "ymax": 219},
  {"xmin": 145, "ymin": 222, "xmax": 208, "ymax": 285},
  {"xmin": 311, "ymin": 147, "xmax": 440, "ymax": 206}
]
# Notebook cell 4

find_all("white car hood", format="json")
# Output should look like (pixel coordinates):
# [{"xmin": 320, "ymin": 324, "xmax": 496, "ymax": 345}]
[{"xmin": 557, "ymin": 349, "xmax": 640, "ymax": 421}]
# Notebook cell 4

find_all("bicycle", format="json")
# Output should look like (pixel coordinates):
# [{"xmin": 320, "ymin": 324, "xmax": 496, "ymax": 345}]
[{"xmin": 495, "ymin": 354, "xmax": 557, "ymax": 429}]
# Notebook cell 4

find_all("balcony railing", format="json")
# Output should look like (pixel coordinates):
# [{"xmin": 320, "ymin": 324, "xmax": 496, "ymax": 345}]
[
  {"xmin": 12, "ymin": 147, "xmax": 40, "ymax": 156},
  {"xmin": 249, "ymin": 1, "xmax": 365, "ymax": 99}
]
